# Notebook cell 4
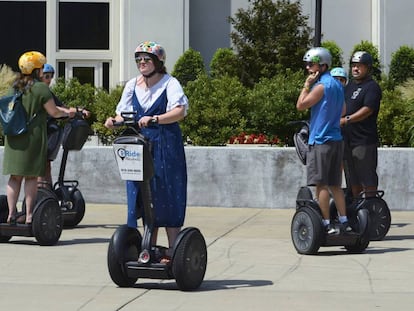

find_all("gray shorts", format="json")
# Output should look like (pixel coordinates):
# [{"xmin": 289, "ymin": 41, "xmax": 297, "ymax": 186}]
[
  {"xmin": 307, "ymin": 141, "xmax": 344, "ymax": 187},
  {"xmin": 344, "ymin": 144, "xmax": 378, "ymax": 188}
]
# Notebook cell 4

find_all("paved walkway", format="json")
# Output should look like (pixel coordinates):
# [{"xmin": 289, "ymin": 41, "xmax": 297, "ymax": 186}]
[{"xmin": 1, "ymin": 204, "xmax": 414, "ymax": 310}]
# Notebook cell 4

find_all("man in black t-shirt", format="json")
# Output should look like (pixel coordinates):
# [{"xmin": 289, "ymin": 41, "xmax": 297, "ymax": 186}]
[{"xmin": 341, "ymin": 51, "xmax": 382, "ymax": 198}]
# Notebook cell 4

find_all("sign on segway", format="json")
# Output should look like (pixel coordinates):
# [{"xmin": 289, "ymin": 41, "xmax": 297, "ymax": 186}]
[{"xmin": 113, "ymin": 144, "xmax": 144, "ymax": 181}]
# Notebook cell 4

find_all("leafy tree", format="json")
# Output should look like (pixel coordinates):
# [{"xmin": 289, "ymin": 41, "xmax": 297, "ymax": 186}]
[
  {"xmin": 245, "ymin": 69, "xmax": 308, "ymax": 145},
  {"xmin": 377, "ymin": 87, "xmax": 412, "ymax": 146},
  {"xmin": 209, "ymin": 48, "xmax": 242, "ymax": 79},
  {"xmin": 229, "ymin": 0, "xmax": 312, "ymax": 87},
  {"xmin": 322, "ymin": 40, "xmax": 344, "ymax": 68},
  {"xmin": 52, "ymin": 77, "xmax": 97, "ymax": 126},
  {"xmin": 349, "ymin": 40, "xmax": 382, "ymax": 81},
  {"xmin": 389, "ymin": 45, "xmax": 414, "ymax": 86},
  {"xmin": 171, "ymin": 48, "xmax": 206, "ymax": 87},
  {"xmin": 182, "ymin": 74, "xmax": 248, "ymax": 145},
  {"xmin": 92, "ymin": 85, "xmax": 124, "ymax": 145}
]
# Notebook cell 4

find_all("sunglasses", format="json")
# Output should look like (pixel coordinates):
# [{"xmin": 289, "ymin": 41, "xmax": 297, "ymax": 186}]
[
  {"xmin": 43, "ymin": 73, "xmax": 54, "ymax": 80},
  {"xmin": 135, "ymin": 56, "xmax": 153, "ymax": 63},
  {"xmin": 305, "ymin": 62, "xmax": 317, "ymax": 68}
]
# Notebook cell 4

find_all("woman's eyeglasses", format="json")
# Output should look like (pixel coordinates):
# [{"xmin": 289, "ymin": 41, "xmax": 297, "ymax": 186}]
[
  {"xmin": 135, "ymin": 56, "xmax": 153, "ymax": 63},
  {"xmin": 43, "ymin": 74, "xmax": 54, "ymax": 80}
]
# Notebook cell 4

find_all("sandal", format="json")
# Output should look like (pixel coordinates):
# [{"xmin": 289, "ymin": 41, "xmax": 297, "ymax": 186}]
[
  {"xmin": 16, "ymin": 214, "xmax": 26, "ymax": 224},
  {"xmin": 159, "ymin": 256, "xmax": 171, "ymax": 264}
]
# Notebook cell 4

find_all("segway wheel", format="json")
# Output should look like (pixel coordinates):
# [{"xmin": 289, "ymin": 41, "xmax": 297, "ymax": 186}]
[
  {"xmin": 32, "ymin": 195, "xmax": 63, "ymax": 246},
  {"xmin": 172, "ymin": 228, "xmax": 207, "ymax": 291},
  {"xmin": 345, "ymin": 208, "xmax": 370, "ymax": 253},
  {"xmin": 365, "ymin": 198, "xmax": 391, "ymax": 241},
  {"xmin": 0, "ymin": 195, "xmax": 12, "ymax": 242},
  {"xmin": 107, "ymin": 225, "xmax": 142, "ymax": 287},
  {"xmin": 61, "ymin": 189, "xmax": 86, "ymax": 228},
  {"xmin": 291, "ymin": 208, "xmax": 323, "ymax": 255}
]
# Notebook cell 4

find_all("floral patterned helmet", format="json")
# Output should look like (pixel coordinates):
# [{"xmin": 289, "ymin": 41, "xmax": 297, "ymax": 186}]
[
  {"xmin": 18, "ymin": 51, "xmax": 47, "ymax": 75},
  {"xmin": 135, "ymin": 41, "xmax": 166, "ymax": 64}
]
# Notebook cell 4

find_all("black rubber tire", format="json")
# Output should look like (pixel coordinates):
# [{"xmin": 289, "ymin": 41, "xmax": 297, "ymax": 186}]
[
  {"xmin": 60, "ymin": 189, "xmax": 86, "ymax": 228},
  {"xmin": 291, "ymin": 208, "xmax": 323, "ymax": 255},
  {"xmin": 345, "ymin": 208, "xmax": 370, "ymax": 253},
  {"xmin": 172, "ymin": 228, "xmax": 207, "ymax": 291},
  {"xmin": 32, "ymin": 195, "xmax": 63, "ymax": 246},
  {"xmin": 0, "ymin": 195, "xmax": 12, "ymax": 242},
  {"xmin": 107, "ymin": 225, "xmax": 141, "ymax": 287},
  {"xmin": 365, "ymin": 198, "xmax": 391, "ymax": 241}
]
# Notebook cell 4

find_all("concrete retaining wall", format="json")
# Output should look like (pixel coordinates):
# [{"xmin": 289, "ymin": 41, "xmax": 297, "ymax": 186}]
[{"xmin": 0, "ymin": 146, "xmax": 412, "ymax": 210}]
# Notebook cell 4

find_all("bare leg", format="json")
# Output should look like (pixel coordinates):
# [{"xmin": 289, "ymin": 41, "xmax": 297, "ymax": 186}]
[
  {"xmin": 38, "ymin": 161, "xmax": 52, "ymax": 188},
  {"xmin": 23, "ymin": 177, "xmax": 38, "ymax": 224},
  {"xmin": 330, "ymin": 186, "xmax": 346, "ymax": 216},
  {"xmin": 316, "ymin": 185, "xmax": 330, "ymax": 220},
  {"xmin": 6, "ymin": 175, "xmax": 23, "ymax": 222},
  {"xmin": 351, "ymin": 185, "xmax": 363, "ymax": 198},
  {"xmin": 151, "ymin": 227, "xmax": 159, "ymax": 245},
  {"xmin": 166, "ymin": 227, "xmax": 180, "ymax": 248}
]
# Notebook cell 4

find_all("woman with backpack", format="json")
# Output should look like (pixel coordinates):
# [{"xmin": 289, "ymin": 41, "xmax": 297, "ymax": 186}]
[{"xmin": 3, "ymin": 51, "xmax": 74, "ymax": 225}]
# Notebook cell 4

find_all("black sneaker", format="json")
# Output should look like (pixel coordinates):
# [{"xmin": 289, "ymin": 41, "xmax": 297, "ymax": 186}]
[
  {"xmin": 341, "ymin": 222, "xmax": 355, "ymax": 233},
  {"xmin": 325, "ymin": 224, "xmax": 338, "ymax": 235}
]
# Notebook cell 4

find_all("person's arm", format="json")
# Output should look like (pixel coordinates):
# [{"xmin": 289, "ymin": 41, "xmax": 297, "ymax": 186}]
[
  {"xmin": 104, "ymin": 114, "xmax": 124, "ymax": 129},
  {"xmin": 296, "ymin": 84, "xmax": 324, "ymax": 111},
  {"xmin": 44, "ymin": 98, "xmax": 74, "ymax": 118},
  {"xmin": 341, "ymin": 106, "xmax": 373, "ymax": 125},
  {"xmin": 296, "ymin": 71, "xmax": 324, "ymax": 111},
  {"xmin": 137, "ymin": 106, "xmax": 185, "ymax": 128}
]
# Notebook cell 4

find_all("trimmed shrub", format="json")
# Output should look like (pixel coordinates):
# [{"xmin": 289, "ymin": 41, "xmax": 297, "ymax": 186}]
[{"xmin": 171, "ymin": 48, "xmax": 206, "ymax": 87}]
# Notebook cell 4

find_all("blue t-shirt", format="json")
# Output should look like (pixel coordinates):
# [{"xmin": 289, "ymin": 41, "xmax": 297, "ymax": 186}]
[{"xmin": 309, "ymin": 72, "xmax": 344, "ymax": 145}]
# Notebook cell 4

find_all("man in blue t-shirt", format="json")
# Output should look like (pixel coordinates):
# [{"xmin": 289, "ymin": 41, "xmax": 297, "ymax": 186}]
[
  {"xmin": 340, "ymin": 51, "xmax": 381, "ymax": 198},
  {"xmin": 296, "ymin": 47, "xmax": 353, "ymax": 234}
]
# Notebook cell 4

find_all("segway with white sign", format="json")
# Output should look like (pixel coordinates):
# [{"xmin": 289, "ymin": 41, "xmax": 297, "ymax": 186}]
[{"xmin": 107, "ymin": 112, "xmax": 207, "ymax": 291}]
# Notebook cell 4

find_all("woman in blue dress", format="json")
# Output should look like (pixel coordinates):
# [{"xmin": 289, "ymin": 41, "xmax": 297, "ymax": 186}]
[{"xmin": 105, "ymin": 41, "xmax": 188, "ymax": 263}]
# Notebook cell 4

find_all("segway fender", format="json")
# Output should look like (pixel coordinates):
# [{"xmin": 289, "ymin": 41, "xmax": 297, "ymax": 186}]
[
  {"xmin": 356, "ymin": 208, "xmax": 369, "ymax": 237},
  {"xmin": 111, "ymin": 225, "xmax": 141, "ymax": 264},
  {"xmin": 171, "ymin": 227, "xmax": 200, "ymax": 259}
]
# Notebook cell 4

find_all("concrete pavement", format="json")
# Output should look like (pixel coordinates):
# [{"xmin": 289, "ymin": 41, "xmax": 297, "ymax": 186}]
[{"xmin": 1, "ymin": 204, "xmax": 414, "ymax": 310}]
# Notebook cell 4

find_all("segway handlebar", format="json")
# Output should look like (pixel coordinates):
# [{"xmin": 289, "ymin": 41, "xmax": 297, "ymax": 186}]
[{"xmin": 112, "ymin": 111, "xmax": 157, "ymax": 127}]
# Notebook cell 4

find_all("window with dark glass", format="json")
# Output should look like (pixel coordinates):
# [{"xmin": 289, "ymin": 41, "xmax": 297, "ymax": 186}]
[
  {"xmin": 73, "ymin": 67, "xmax": 95, "ymax": 85},
  {"xmin": 59, "ymin": 2, "xmax": 109, "ymax": 50},
  {"xmin": 0, "ymin": 1, "xmax": 46, "ymax": 71}
]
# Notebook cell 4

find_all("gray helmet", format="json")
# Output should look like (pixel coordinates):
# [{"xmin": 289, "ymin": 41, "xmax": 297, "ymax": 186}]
[
  {"xmin": 350, "ymin": 51, "xmax": 373, "ymax": 68},
  {"xmin": 303, "ymin": 47, "xmax": 332, "ymax": 67}
]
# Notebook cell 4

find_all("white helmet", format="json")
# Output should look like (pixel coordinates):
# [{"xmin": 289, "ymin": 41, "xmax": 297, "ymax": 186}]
[{"xmin": 303, "ymin": 47, "xmax": 332, "ymax": 67}]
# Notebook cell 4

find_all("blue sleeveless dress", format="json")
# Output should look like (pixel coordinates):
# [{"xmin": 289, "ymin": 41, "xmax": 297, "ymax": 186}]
[{"xmin": 126, "ymin": 90, "xmax": 187, "ymax": 228}]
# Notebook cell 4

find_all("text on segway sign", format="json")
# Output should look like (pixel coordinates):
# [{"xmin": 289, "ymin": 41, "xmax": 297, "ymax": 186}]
[{"xmin": 113, "ymin": 144, "xmax": 144, "ymax": 181}]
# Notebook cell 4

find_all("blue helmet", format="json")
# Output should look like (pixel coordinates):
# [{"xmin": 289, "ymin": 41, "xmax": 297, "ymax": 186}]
[
  {"xmin": 43, "ymin": 63, "xmax": 55, "ymax": 74},
  {"xmin": 330, "ymin": 67, "xmax": 348, "ymax": 80}
]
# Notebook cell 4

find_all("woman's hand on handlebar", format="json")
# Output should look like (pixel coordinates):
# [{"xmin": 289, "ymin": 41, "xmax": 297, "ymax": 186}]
[
  {"xmin": 138, "ymin": 116, "xmax": 156, "ymax": 128},
  {"xmin": 104, "ymin": 117, "xmax": 117, "ymax": 129}
]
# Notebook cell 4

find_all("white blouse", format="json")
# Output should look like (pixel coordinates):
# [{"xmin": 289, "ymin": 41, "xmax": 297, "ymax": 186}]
[{"xmin": 116, "ymin": 74, "xmax": 188, "ymax": 116}]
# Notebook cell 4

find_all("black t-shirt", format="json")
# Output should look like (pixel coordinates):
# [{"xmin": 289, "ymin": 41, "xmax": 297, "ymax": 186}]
[
  {"xmin": 344, "ymin": 77, "xmax": 382, "ymax": 146},
  {"xmin": 47, "ymin": 92, "xmax": 64, "ymax": 135}
]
